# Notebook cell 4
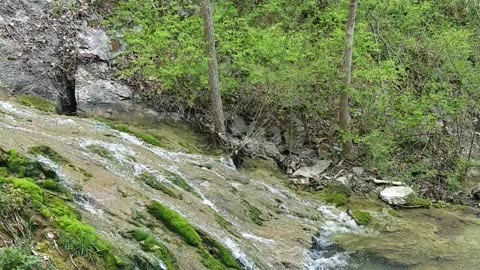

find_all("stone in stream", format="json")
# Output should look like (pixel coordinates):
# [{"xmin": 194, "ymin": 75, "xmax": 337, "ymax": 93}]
[{"xmin": 380, "ymin": 186, "xmax": 415, "ymax": 205}]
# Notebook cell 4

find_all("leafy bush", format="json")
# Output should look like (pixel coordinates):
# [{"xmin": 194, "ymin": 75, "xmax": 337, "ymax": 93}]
[{"xmin": 0, "ymin": 247, "xmax": 42, "ymax": 270}]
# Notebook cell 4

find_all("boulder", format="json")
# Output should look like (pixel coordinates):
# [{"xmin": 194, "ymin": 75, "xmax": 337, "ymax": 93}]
[
  {"xmin": 283, "ymin": 116, "xmax": 306, "ymax": 154},
  {"xmin": 471, "ymin": 185, "xmax": 480, "ymax": 200},
  {"xmin": 380, "ymin": 186, "xmax": 415, "ymax": 205},
  {"xmin": 292, "ymin": 160, "xmax": 332, "ymax": 179},
  {"xmin": 75, "ymin": 65, "xmax": 133, "ymax": 113}
]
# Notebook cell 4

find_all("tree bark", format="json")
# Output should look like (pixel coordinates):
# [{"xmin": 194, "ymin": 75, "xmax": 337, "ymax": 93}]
[
  {"xmin": 339, "ymin": 0, "xmax": 358, "ymax": 158},
  {"xmin": 201, "ymin": 0, "xmax": 226, "ymax": 134}
]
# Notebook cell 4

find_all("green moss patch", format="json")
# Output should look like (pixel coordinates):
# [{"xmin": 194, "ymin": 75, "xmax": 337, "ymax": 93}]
[
  {"xmin": 128, "ymin": 229, "xmax": 178, "ymax": 270},
  {"xmin": 405, "ymin": 195, "xmax": 432, "ymax": 208},
  {"xmin": 147, "ymin": 202, "xmax": 201, "ymax": 247},
  {"xmin": 198, "ymin": 231, "xmax": 241, "ymax": 269},
  {"xmin": 319, "ymin": 184, "xmax": 350, "ymax": 206},
  {"xmin": 136, "ymin": 173, "xmax": 183, "ymax": 200},
  {"xmin": 350, "ymin": 210, "xmax": 372, "ymax": 226},
  {"xmin": 214, "ymin": 214, "xmax": 240, "ymax": 238},
  {"xmin": 29, "ymin": 145, "xmax": 69, "ymax": 165},
  {"xmin": 4, "ymin": 150, "xmax": 43, "ymax": 178},
  {"xmin": 147, "ymin": 202, "xmax": 240, "ymax": 269},
  {"xmin": 86, "ymin": 145, "xmax": 114, "ymax": 160},
  {"xmin": 163, "ymin": 170, "xmax": 194, "ymax": 193},
  {"xmin": 17, "ymin": 95, "xmax": 56, "ymax": 113},
  {"xmin": 242, "ymin": 199, "xmax": 263, "ymax": 226},
  {"xmin": 0, "ymin": 247, "xmax": 43, "ymax": 269}
]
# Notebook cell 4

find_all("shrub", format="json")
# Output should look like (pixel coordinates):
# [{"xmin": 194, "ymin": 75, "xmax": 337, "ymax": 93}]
[{"xmin": 0, "ymin": 247, "xmax": 42, "ymax": 270}]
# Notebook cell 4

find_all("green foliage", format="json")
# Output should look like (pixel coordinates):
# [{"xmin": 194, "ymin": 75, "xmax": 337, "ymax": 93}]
[
  {"xmin": 350, "ymin": 210, "xmax": 372, "ymax": 226},
  {"xmin": 28, "ymin": 145, "xmax": 69, "ymax": 165},
  {"xmin": 17, "ymin": 95, "xmax": 56, "ymax": 113},
  {"xmin": 0, "ymin": 183, "xmax": 32, "ymax": 218},
  {"xmin": 147, "ymin": 202, "xmax": 202, "ymax": 247},
  {"xmin": 104, "ymin": 0, "xmax": 480, "ymax": 194},
  {"xmin": 0, "ymin": 247, "xmax": 42, "ymax": 270}
]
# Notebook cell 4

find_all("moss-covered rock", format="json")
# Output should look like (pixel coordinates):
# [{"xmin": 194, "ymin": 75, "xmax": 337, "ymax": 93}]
[
  {"xmin": 87, "ymin": 145, "xmax": 114, "ymax": 160},
  {"xmin": 350, "ymin": 210, "xmax": 372, "ymax": 226}
]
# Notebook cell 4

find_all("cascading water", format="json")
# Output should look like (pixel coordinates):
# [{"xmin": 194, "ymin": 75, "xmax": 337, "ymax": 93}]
[{"xmin": 0, "ymin": 99, "xmax": 390, "ymax": 270}]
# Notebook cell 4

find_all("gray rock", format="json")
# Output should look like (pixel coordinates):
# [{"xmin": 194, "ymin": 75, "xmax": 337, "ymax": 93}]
[
  {"xmin": 352, "ymin": 167, "xmax": 364, "ymax": 176},
  {"xmin": 380, "ymin": 186, "xmax": 415, "ymax": 205},
  {"xmin": 292, "ymin": 160, "xmax": 332, "ymax": 179},
  {"xmin": 284, "ymin": 116, "xmax": 306, "ymax": 154},
  {"xmin": 226, "ymin": 113, "xmax": 249, "ymax": 137},
  {"xmin": 77, "ymin": 26, "xmax": 112, "ymax": 61},
  {"xmin": 268, "ymin": 126, "xmax": 283, "ymax": 145},
  {"xmin": 75, "ymin": 65, "xmax": 133, "ymax": 112},
  {"xmin": 471, "ymin": 185, "xmax": 480, "ymax": 200}
]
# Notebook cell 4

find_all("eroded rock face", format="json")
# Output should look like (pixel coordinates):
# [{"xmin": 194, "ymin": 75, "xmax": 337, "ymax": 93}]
[
  {"xmin": 77, "ymin": 26, "xmax": 112, "ymax": 61},
  {"xmin": 380, "ymin": 186, "xmax": 415, "ymax": 205}
]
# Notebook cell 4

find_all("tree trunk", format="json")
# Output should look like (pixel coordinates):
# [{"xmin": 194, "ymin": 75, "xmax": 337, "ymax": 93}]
[
  {"xmin": 201, "ymin": 0, "xmax": 226, "ymax": 134},
  {"xmin": 339, "ymin": 0, "xmax": 358, "ymax": 158}
]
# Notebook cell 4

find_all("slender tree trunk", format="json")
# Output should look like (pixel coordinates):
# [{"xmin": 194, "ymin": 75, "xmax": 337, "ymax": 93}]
[
  {"xmin": 339, "ymin": 0, "xmax": 358, "ymax": 158},
  {"xmin": 201, "ymin": 0, "xmax": 225, "ymax": 134}
]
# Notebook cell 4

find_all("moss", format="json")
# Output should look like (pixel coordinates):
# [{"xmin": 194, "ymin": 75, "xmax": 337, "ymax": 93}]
[
  {"xmin": 17, "ymin": 95, "xmax": 56, "ymax": 113},
  {"xmin": 57, "ymin": 216, "xmax": 111, "ymax": 261},
  {"xmin": 129, "ymin": 229, "xmax": 178, "ymax": 270},
  {"xmin": 163, "ymin": 170, "xmax": 194, "ymax": 193},
  {"xmin": 319, "ymin": 184, "xmax": 350, "ymax": 206},
  {"xmin": 214, "ymin": 214, "xmax": 240, "ymax": 238},
  {"xmin": 41, "ymin": 179, "xmax": 62, "ymax": 192},
  {"xmin": 98, "ymin": 118, "xmax": 207, "ymax": 154},
  {"xmin": 28, "ymin": 145, "xmax": 69, "ymax": 165},
  {"xmin": 322, "ymin": 193, "xmax": 348, "ymax": 206},
  {"xmin": 147, "ymin": 202, "xmax": 202, "ymax": 247},
  {"xmin": 87, "ymin": 145, "xmax": 114, "ymax": 160},
  {"xmin": 242, "ymin": 199, "xmax": 263, "ymax": 226},
  {"xmin": 198, "ymin": 231, "xmax": 241, "ymax": 269},
  {"xmin": 136, "ymin": 173, "xmax": 183, "ymax": 200},
  {"xmin": 199, "ymin": 249, "xmax": 227, "ymax": 270},
  {"xmin": 406, "ymin": 195, "xmax": 432, "ymax": 208},
  {"xmin": 350, "ymin": 210, "xmax": 372, "ymax": 226},
  {"xmin": 6, "ymin": 150, "xmax": 43, "ymax": 178},
  {"xmin": 10, "ymin": 178, "xmax": 44, "ymax": 203},
  {"xmin": 110, "ymin": 123, "xmax": 163, "ymax": 147}
]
